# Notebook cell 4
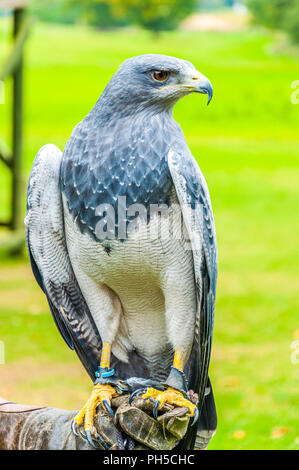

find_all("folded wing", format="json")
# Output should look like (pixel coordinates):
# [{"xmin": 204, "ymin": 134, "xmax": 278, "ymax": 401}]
[
  {"xmin": 168, "ymin": 148, "xmax": 218, "ymax": 448},
  {"xmin": 25, "ymin": 144, "xmax": 102, "ymax": 379}
]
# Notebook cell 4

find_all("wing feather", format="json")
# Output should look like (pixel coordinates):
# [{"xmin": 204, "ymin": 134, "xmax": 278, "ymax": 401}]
[
  {"xmin": 168, "ymin": 148, "xmax": 217, "ymax": 448},
  {"xmin": 25, "ymin": 144, "xmax": 102, "ymax": 379}
]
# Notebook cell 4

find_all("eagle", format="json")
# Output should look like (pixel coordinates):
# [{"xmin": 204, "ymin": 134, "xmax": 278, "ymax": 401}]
[{"xmin": 25, "ymin": 54, "xmax": 217, "ymax": 450}]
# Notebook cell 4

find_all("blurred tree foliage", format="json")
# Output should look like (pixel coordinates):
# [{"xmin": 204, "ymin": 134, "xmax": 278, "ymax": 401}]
[
  {"xmin": 247, "ymin": 0, "xmax": 299, "ymax": 43},
  {"xmin": 282, "ymin": 1, "xmax": 299, "ymax": 44},
  {"xmin": 29, "ymin": 0, "xmax": 129, "ymax": 28},
  {"xmin": 201, "ymin": 0, "xmax": 232, "ymax": 10},
  {"xmin": 107, "ymin": 0, "xmax": 198, "ymax": 32},
  {"xmin": 29, "ymin": 0, "xmax": 81, "ymax": 24},
  {"xmin": 67, "ymin": 0, "xmax": 130, "ymax": 28},
  {"xmin": 29, "ymin": 0, "xmax": 199, "ymax": 32}
]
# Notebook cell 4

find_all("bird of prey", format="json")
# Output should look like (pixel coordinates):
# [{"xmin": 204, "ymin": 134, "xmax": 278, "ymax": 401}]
[{"xmin": 25, "ymin": 54, "xmax": 217, "ymax": 450}]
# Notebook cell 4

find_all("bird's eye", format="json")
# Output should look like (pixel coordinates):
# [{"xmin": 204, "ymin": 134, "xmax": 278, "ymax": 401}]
[{"xmin": 152, "ymin": 70, "xmax": 169, "ymax": 82}]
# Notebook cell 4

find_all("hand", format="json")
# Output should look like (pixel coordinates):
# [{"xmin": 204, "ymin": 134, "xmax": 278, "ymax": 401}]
[{"xmin": 88, "ymin": 394, "xmax": 191, "ymax": 450}]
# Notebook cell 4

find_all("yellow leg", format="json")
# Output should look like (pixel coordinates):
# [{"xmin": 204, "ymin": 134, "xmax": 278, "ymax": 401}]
[
  {"xmin": 100, "ymin": 341, "xmax": 112, "ymax": 369},
  {"xmin": 142, "ymin": 349, "xmax": 197, "ymax": 417},
  {"xmin": 73, "ymin": 342, "xmax": 118, "ymax": 435},
  {"xmin": 173, "ymin": 349, "xmax": 184, "ymax": 370}
]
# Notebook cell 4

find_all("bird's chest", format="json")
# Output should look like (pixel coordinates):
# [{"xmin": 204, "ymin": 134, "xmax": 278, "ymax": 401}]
[
  {"xmin": 66, "ymin": 188, "xmax": 185, "ymax": 274},
  {"xmin": 63, "ymin": 185, "xmax": 192, "ymax": 305},
  {"xmin": 61, "ymin": 116, "xmax": 178, "ymax": 243}
]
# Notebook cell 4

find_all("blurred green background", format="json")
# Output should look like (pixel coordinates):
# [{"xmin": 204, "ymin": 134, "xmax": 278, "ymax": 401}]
[{"xmin": 0, "ymin": 0, "xmax": 298, "ymax": 450}]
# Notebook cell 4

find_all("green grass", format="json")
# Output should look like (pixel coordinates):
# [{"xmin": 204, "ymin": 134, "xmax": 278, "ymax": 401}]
[{"xmin": 0, "ymin": 20, "xmax": 299, "ymax": 449}]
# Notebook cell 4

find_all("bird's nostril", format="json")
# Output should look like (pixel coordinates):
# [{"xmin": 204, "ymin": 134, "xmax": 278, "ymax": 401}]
[{"xmin": 192, "ymin": 77, "xmax": 199, "ymax": 80}]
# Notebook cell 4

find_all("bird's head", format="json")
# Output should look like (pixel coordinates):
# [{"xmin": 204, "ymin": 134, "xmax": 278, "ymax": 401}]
[{"xmin": 99, "ymin": 54, "xmax": 213, "ymax": 116}]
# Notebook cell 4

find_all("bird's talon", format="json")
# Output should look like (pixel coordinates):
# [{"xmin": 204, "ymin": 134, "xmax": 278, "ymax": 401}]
[
  {"xmin": 141, "ymin": 386, "xmax": 197, "ymax": 421},
  {"xmin": 73, "ymin": 383, "xmax": 117, "ymax": 445},
  {"xmin": 85, "ymin": 430, "xmax": 99, "ymax": 449},
  {"xmin": 129, "ymin": 387, "xmax": 147, "ymax": 405},
  {"xmin": 153, "ymin": 400, "xmax": 160, "ymax": 419},
  {"xmin": 192, "ymin": 407, "xmax": 199, "ymax": 426},
  {"xmin": 97, "ymin": 433, "xmax": 111, "ymax": 450},
  {"xmin": 71, "ymin": 419, "xmax": 80, "ymax": 437},
  {"xmin": 84, "ymin": 425, "xmax": 110, "ymax": 450},
  {"xmin": 102, "ymin": 399, "xmax": 114, "ymax": 417}
]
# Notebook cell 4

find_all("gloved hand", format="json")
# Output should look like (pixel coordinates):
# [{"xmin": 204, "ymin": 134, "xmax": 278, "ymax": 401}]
[{"xmin": 82, "ymin": 394, "xmax": 191, "ymax": 450}]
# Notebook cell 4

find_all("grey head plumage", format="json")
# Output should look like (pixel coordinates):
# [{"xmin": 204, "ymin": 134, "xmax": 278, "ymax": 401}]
[{"xmin": 94, "ymin": 54, "xmax": 213, "ymax": 120}]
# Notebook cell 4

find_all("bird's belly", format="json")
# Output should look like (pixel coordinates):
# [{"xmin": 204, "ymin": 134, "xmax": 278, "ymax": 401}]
[{"xmin": 63, "ymin": 192, "xmax": 196, "ymax": 366}]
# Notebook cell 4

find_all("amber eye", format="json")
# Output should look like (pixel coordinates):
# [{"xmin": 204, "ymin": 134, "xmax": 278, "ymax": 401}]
[{"xmin": 152, "ymin": 70, "xmax": 169, "ymax": 82}]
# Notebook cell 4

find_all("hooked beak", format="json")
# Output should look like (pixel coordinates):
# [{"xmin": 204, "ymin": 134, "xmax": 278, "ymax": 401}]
[
  {"xmin": 190, "ymin": 70, "xmax": 213, "ymax": 105},
  {"xmin": 159, "ymin": 69, "xmax": 213, "ymax": 105}
]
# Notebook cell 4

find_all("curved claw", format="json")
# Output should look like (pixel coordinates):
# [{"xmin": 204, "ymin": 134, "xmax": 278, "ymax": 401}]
[
  {"xmin": 102, "ymin": 399, "xmax": 114, "ymax": 417},
  {"xmin": 71, "ymin": 419, "xmax": 80, "ymax": 437},
  {"xmin": 115, "ymin": 380, "xmax": 129, "ymax": 394},
  {"xmin": 85, "ymin": 430, "xmax": 99, "ymax": 449},
  {"xmin": 97, "ymin": 433, "xmax": 111, "ymax": 450},
  {"xmin": 129, "ymin": 387, "xmax": 147, "ymax": 405},
  {"xmin": 191, "ymin": 406, "xmax": 199, "ymax": 426},
  {"xmin": 153, "ymin": 400, "xmax": 160, "ymax": 419}
]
